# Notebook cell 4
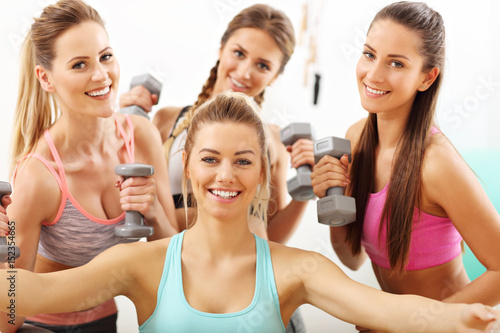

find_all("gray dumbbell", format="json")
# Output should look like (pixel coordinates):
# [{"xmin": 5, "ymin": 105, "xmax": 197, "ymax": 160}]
[
  {"xmin": 0, "ymin": 182, "xmax": 20, "ymax": 262},
  {"xmin": 313, "ymin": 137, "xmax": 356, "ymax": 226},
  {"xmin": 119, "ymin": 74, "xmax": 162, "ymax": 119},
  {"xmin": 115, "ymin": 163, "xmax": 155, "ymax": 239},
  {"xmin": 280, "ymin": 123, "xmax": 315, "ymax": 201}
]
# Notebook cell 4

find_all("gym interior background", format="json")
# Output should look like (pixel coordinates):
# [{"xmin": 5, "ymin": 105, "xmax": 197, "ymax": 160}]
[{"xmin": 1, "ymin": 0, "xmax": 499, "ymax": 332}]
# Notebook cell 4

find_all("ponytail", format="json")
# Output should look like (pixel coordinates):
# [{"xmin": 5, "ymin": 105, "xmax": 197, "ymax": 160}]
[{"xmin": 9, "ymin": 34, "xmax": 58, "ymax": 176}]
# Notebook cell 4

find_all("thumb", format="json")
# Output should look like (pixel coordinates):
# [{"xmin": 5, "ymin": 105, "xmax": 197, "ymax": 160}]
[{"xmin": 151, "ymin": 94, "xmax": 159, "ymax": 105}]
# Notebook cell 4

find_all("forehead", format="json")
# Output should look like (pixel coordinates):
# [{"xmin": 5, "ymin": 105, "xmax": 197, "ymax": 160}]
[
  {"xmin": 191, "ymin": 122, "xmax": 261, "ymax": 153},
  {"xmin": 224, "ymin": 27, "xmax": 283, "ymax": 63},
  {"xmin": 367, "ymin": 19, "xmax": 422, "ymax": 58},
  {"xmin": 54, "ymin": 21, "xmax": 109, "ymax": 62}
]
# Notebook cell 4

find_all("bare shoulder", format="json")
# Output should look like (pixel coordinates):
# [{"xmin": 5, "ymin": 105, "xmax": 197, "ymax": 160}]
[
  {"xmin": 346, "ymin": 117, "xmax": 367, "ymax": 152},
  {"xmin": 12, "ymin": 146, "xmax": 62, "ymax": 224},
  {"xmin": 265, "ymin": 123, "xmax": 287, "ymax": 166},
  {"xmin": 422, "ymin": 131, "xmax": 464, "ymax": 181},
  {"xmin": 152, "ymin": 106, "xmax": 184, "ymax": 142},
  {"xmin": 268, "ymin": 241, "xmax": 330, "ymax": 276}
]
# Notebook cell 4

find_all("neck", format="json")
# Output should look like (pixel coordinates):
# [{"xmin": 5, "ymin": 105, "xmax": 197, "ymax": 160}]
[
  {"xmin": 52, "ymin": 112, "xmax": 116, "ymax": 155},
  {"xmin": 184, "ymin": 212, "xmax": 255, "ymax": 259},
  {"xmin": 375, "ymin": 112, "xmax": 408, "ymax": 150}
]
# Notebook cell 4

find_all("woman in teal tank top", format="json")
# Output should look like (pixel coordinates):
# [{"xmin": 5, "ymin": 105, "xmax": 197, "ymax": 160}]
[{"xmin": 1, "ymin": 93, "xmax": 499, "ymax": 332}]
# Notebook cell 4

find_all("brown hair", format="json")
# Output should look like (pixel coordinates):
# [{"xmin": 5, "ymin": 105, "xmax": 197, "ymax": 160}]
[
  {"xmin": 182, "ymin": 92, "xmax": 270, "ymax": 226},
  {"xmin": 164, "ymin": 4, "xmax": 295, "ymax": 160},
  {"xmin": 10, "ymin": 0, "xmax": 105, "ymax": 175},
  {"xmin": 347, "ymin": 1, "xmax": 446, "ymax": 271}
]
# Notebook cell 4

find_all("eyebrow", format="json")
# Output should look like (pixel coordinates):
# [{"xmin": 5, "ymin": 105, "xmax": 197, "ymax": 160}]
[
  {"xmin": 199, "ymin": 148, "xmax": 256, "ymax": 156},
  {"xmin": 364, "ymin": 43, "xmax": 411, "ymax": 62},
  {"xmin": 234, "ymin": 43, "xmax": 274, "ymax": 67},
  {"xmin": 66, "ymin": 46, "xmax": 112, "ymax": 64}
]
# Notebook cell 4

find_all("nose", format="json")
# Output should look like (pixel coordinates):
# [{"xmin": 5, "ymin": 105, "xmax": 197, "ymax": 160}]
[
  {"xmin": 237, "ymin": 59, "xmax": 252, "ymax": 80},
  {"xmin": 91, "ymin": 62, "xmax": 108, "ymax": 81},
  {"xmin": 216, "ymin": 161, "xmax": 235, "ymax": 184},
  {"xmin": 366, "ymin": 60, "xmax": 385, "ymax": 84}
]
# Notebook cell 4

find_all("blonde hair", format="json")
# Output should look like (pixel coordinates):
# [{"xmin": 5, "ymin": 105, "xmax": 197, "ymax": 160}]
[
  {"xmin": 10, "ymin": 0, "xmax": 105, "ymax": 175},
  {"xmin": 164, "ymin": 4, "xmax": 295, "ymax": 161},
  {"xmin": 182, "ymin": 92, "xmax": 270, "ymax": 226}
]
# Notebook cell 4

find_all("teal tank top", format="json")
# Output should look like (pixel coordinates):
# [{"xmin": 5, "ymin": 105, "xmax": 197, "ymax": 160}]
[{"xmin": 139, "ymin": 231, "xmax": 286, "ymax": 333}]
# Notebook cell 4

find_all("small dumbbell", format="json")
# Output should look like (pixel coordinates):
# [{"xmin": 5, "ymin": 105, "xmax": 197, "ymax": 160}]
[
  {"xmin": 0, "ymin": 182, "xmax": 20, "ymax": 262},
  {"xmin": 313, "ymin": 136, "xmax": 356, "ymax": 226},
  {"xmin": 115, "ymin": 163, "xmax": 155, "ymax": 239},
  {"xmin": 280, "ymin": 123, "xmax": 315, "ymax": 201},
  {"xmin": 119, "ymin": 74, "xmax": 162, "ymax": 119}
]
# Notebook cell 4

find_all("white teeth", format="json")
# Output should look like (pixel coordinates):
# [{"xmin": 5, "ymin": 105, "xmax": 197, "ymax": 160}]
[
  {"xmin": 231, "ymin": 78, "xmax": 246, "ymax": 88},
  {"xmin": 86, "ymin": 86, "xmax": 110, "ymax": 97},
  {"xmin": 366, "ymin": 85, "xmax": 388, "ymax": 95},
  {"xmin": 211, "ymin": 190, "xmax": 238, "ymax": 199}
]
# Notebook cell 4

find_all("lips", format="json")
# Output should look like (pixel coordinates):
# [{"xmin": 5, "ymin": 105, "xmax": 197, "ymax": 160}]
[
  {"xmin": 365, "ymin": 84, "xmax": 389, "ymax": 95},
  {"xmin": 85, "ymin": 85, "xmax": 111, "ymax": 97},
  {"xmin": 229, "ymin": 77, "xmax": 249, "ymax": 92}
]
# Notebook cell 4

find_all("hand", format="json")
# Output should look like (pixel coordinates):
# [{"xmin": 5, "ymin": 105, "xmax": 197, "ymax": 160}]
[
  {"xmin": 115, "ymin": 175, "xmax": 157, "ymax": 222},
  {"xmin": 119, "ymin": 85, "xmax": 158, "ymax": 113},
  {"xmin": 286, "ymin": 138, "xmax": 314, "ymax": 169},
  {"xmin": 0, "ymin": 195, "xmax": 11, "ymax": 237},
  {"xmin": 460, "ymin": 303, "xmax": 500, "ymax": 332},
  {"xmin": 311, "ymin": 154, "xmax": 350, "ymax": 198}
]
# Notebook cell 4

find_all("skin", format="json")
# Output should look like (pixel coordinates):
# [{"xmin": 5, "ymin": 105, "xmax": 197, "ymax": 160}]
[
  {"xmin": 1, "ymin": 21, "xmax": 177, "ymax": 332},
  {"xmin": 311, "ymin": 19, "xmax": 500, "ymax": 332},
  {"xmin": 121, "ymin": 27, "xmax": 313, "ymax": 243},
  {"xmin": 0, "ymin": 121, "xmax": 499, "ymax": 333}
]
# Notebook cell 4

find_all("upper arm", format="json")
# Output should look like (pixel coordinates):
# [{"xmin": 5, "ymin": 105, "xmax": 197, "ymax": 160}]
[
  {"xmin": 423, "ymin": 139, "xmax": 500, "ymax": 270},
  {"xmin": 152, "ymin": 106, "xmax": 182, "ymax": 143},
  {"xmin": 267, "ymin": 124, "xmax": 289, "ymax": 215},
  {"xmin": 9, "ymin": 158, "xmax": 61, "ymax": 270}
]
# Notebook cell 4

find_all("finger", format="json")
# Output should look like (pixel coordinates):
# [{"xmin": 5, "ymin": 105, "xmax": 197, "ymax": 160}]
[
  {"xmin": 119, "ymin": 176, "xmax": 154, "ymax": 190},
  {"xmin": 1, "ymin": 195, "xmax": 12, "ymax": 209},
  {"xmin": 151, "ymin": 94, "xmax": 159, "ymax": 105}
]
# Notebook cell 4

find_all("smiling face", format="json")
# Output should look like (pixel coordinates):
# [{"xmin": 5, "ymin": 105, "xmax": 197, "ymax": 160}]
[
  {"xmin": 212, "ymin": 27, "xmax": 283, "ymax": 98},
  {"xmin": 185, "ymin": 121, "xmax": 264, "ymax": 222},
  {"xmin": 356, "ymin": 19, "xmax": 435, "ymax": 117},
  {"xmin": 36, "ymin": 21, "xmax": 119, "ymax": 118}
]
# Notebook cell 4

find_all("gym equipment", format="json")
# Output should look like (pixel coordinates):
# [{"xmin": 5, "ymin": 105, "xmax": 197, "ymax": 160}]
[
  {"xmin": 280, "ymin": 123, "xmax": 315, "ymax": 201},
  {"xmin": 119, "ymin": 73, "xmax": 162, "ymax": 119},
  {"xmin": 313, "ymin": 136, "xmax": 356, "ymax": 226},
  {"xmin": 115, "ymin": 163, "xmax": 155, "ymax": 239},
  {"xmin": 0, "ymin": 181, "xmax": 20, "ymax": 262}
]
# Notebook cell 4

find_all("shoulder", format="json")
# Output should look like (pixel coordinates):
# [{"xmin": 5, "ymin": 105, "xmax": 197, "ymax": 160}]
[
  {"xmin": 268, "ymin": 241, "xmax": 329, "ymax": 277},
  {"xmin": 152, "ymin": 106, "xmax": 184, "ymax": 142},
  {"xmin": 346, "ymin": 117, "xmax": 367, "ymax": 151}
]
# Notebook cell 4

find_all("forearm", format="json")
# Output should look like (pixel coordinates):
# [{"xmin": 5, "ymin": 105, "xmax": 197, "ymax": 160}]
[
  {"xmin": 443, "ymin": 270, "xmax": 500, "ymax": 306},
  {"xmin": 266, "ymin": 200, "xmax": 308, "ymax": 244}
]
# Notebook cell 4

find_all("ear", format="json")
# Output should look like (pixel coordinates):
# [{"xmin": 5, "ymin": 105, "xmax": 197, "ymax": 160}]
[
  {"xmin": 418, "ymin": 67, "xmax": 440, "ymax": 92},
  {"xmin": 35, "ymin": 65, "xmax": 56, "ymax": 93},
  {"xmin": 182, "ymin": 151, "xmax": 189, "ymax": 178}
]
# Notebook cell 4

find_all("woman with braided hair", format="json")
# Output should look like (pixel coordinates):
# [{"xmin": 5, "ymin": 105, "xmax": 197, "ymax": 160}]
[{"xmin": 120, "ymin": 4, "xmax": 313, "ymax": 245}]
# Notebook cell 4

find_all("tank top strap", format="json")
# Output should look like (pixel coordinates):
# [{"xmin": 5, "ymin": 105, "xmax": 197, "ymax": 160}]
[
  {"xmin": 43, "ymin": 129, "xmax": 70, "ymax": 189},
  {"xmin": 114, "ymin": 113, "xmax": 135, "ymax": 163},
  {"xmin": 430, "ymin": 126, "xmax": 441, "ymax": 136}
]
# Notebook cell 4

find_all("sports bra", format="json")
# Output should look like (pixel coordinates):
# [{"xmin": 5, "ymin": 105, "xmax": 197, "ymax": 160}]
[
  {"xmin": 361, "ymin": 127, "xmax": 463, "ymax": 270},
  {"xmin": 139, "ymin": 231, "xmax": 285, "ymax": 332}
]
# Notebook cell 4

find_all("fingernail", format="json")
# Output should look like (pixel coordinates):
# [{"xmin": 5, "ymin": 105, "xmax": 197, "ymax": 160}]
[{"xmin": 115, "ymin": 181, "xmax": 121, "ymax": 187}]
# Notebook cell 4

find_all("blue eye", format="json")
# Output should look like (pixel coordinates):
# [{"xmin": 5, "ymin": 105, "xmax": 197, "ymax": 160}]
[
  {"xmin": 390, "ymin": 61, "xmax": 404, "ymax": 68},
  {"xmin": 362, "ymin": 51, "xmax": 375, "ymax": 60},
  {"xmin": 72, "ymin": 61, "xmax": 86, "ymax": 69},
  {"xmin": 237, "ymin": 159, "xmax": 252, "ymax": 166},
  {"xmin": 201, "ymin": 157, "xmax": 217, "ymax": 164},
  {"xmin": 101, "ymin": 53, "xmax": 112, "ymax": 62}
]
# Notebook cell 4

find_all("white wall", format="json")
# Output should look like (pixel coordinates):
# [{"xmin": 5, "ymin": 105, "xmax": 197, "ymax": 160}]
[{"xmin": 1, "ymin": 1, "xmax": 499, "ymax": 332}]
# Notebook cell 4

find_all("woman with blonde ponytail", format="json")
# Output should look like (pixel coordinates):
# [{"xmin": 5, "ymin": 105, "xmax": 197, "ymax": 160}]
[{"xmin": 4, "ymin": 0, "xmax": 177, "ymax": 331}]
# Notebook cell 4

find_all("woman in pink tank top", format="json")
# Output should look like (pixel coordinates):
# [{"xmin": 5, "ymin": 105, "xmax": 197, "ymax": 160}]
[
  {"xmin": 311, "ymin": 2, "xmax": 500, "ymax": 332},
  {"xmin": 1, "ymin": 1, "xmax": 178, "ymax": 332}
]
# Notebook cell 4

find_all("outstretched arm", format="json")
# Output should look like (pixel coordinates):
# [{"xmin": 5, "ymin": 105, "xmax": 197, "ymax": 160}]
[
  {"xmin": 290, "ymin": 250, "xmax": 499, "ymax": 332},
  {"xmin": 0, "ymin": 242, "xmax": 137, "ymax": 318}
]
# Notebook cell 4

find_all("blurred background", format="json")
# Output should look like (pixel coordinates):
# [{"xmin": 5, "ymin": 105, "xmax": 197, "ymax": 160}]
[{"xmin": 1, "ymin": 0, "xmax": 499, "ymax": 331}]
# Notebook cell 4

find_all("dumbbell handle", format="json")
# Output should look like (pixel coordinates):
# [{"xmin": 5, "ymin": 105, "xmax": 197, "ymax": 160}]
[
  {"xmin": 297, "ymin": 164, "xmax": 312, "ymax": 174},
  {"xmin": 326, "ymin": 187, "xmax": 343, "ymax": 197}
]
